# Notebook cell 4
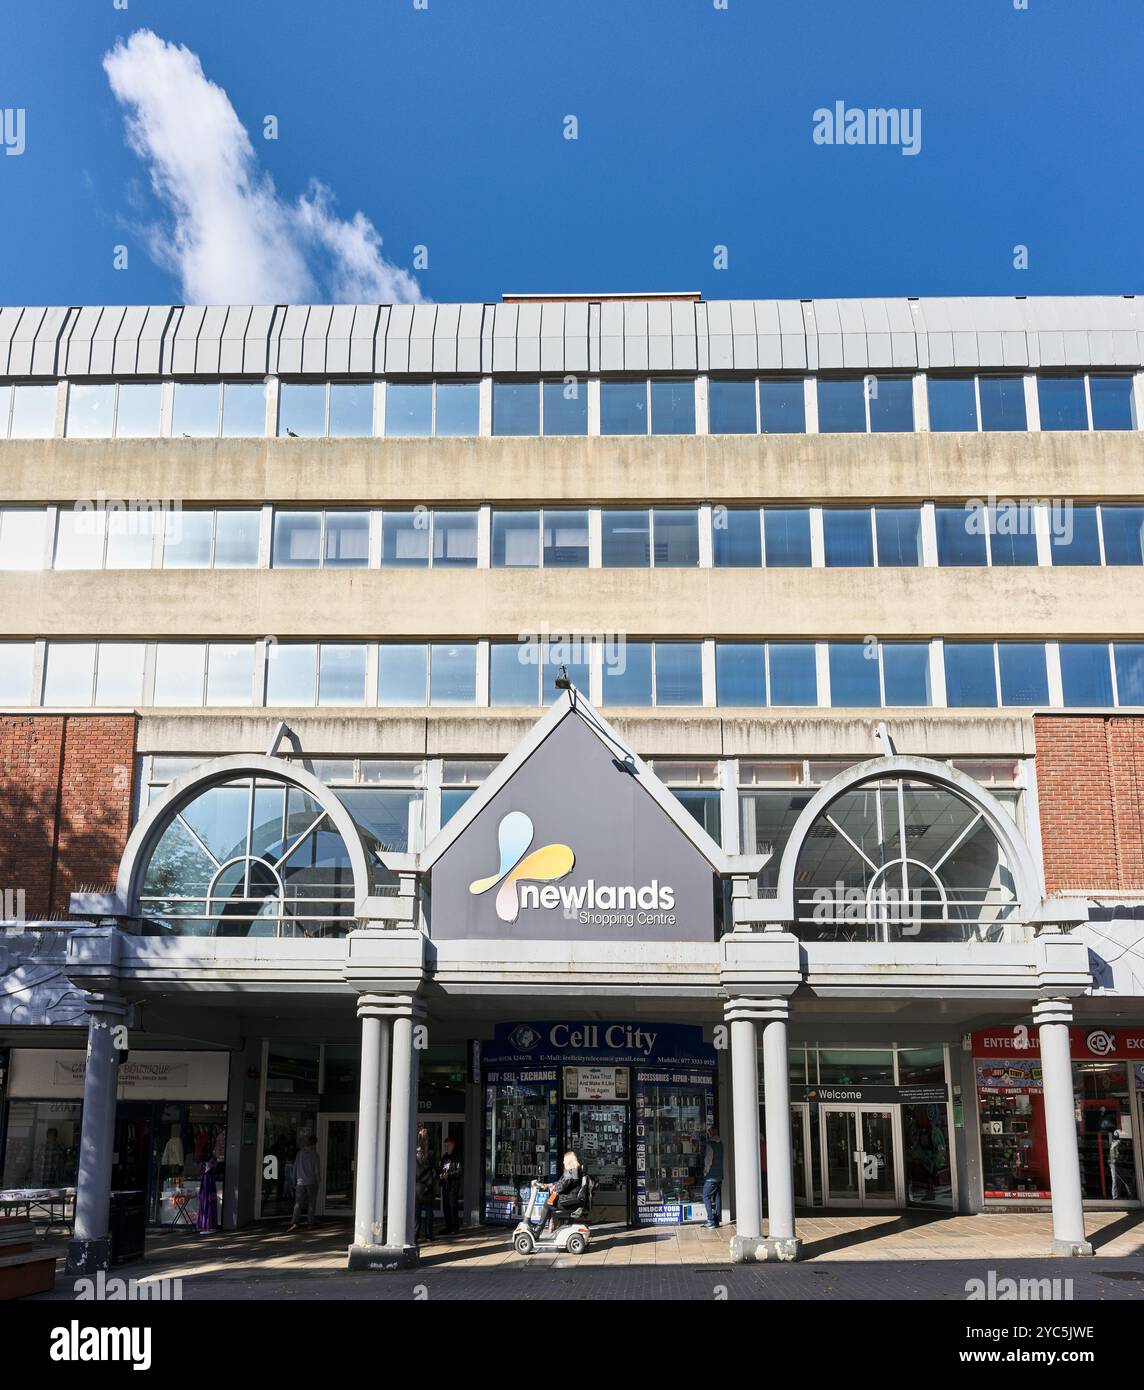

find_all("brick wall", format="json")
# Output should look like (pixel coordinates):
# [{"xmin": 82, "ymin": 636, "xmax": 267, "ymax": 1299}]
[
  {"xmin": 1034, "ymin": 714, "xmax": 1144, "ymax": 893},
  {"xmin": 0, "ymin": 714, "xmax": 137, "ymax": 919}
]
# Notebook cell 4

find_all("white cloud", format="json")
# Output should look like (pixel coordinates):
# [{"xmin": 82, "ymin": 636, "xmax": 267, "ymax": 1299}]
[{"xmin": 102, "ymin": 29, "xmax": 424, "ymax": 305}]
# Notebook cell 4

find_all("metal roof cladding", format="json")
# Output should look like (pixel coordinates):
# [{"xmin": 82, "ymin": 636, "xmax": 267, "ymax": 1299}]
[{"xmin": 0, "ymin": 296, "xmax": 1140, "ymax": 378}]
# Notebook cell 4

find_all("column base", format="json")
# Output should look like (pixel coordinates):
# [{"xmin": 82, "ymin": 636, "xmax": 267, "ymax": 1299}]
[
  {"xmin": 65, "ymin": 1236, "xmax": 112, "ymax": 1276},
  {"xmin": 729, "ymin": 1234, "xmax": 801, "ymax": 1263},
  {"xmin": 346, "ymin": 1242, "xmax": 420, "ymax": 1271},
  {"xmin": 1050, "ymin": 1238, "xmax": 1094, "ymax": 1258}
]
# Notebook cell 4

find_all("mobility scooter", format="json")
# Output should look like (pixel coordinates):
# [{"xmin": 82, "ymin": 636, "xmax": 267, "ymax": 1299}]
[{"xmin": 512, "ymin": 1173, "xmax": 594, "ymax": 1255}]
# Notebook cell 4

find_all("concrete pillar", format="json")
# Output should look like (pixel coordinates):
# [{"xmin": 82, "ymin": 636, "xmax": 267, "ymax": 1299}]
[
  {"xmin": 386, "ymin": 1012, "xmax": 417, "ymax": 1252},
  {"xmin": 1034, "ymin": 998, "xmax": 1093, "ymax": 1256},
  {"xmin": 727, "ymin": 1002, "xmax": 762, "ymax": 1254},
  {"xmin": 66, "ymin": 992, "xmax": 129, "ymax": 1275},
  {"xmin": 760, "ymin": 1000, "xmax": 798, "ymax": 1252},
  {"xmin": 346, "ymin": 994, "xmax": 401, "ymax": 1271}
]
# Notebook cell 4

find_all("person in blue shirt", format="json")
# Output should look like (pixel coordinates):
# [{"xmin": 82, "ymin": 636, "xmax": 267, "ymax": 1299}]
[{"xmin": 701, "ymin": 1124, "xmax": 724, "ymax": 1230}]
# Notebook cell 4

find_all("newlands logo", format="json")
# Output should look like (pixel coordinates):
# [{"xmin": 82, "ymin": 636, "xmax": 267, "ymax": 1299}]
[{"xmin": 468, "ymin": 812, "xmax": 575, "ymax": 924}]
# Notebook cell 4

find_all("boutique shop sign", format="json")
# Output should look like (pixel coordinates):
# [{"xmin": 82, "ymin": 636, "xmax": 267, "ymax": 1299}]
[{"xmin": 429, "ymin": 708, "xmax": 717, "ymax": 942}]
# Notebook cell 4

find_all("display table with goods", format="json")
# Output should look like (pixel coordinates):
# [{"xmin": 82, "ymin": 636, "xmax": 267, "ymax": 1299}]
[{"xmin": 0, "ymin": 1188, "xmax": 76, "ymax": 1237}]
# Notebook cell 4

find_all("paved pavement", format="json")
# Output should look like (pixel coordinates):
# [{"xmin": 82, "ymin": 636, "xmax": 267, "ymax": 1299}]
[{"xmin": 27, "ymin": 1208, "xmax": 1144, "ymax": 1300}]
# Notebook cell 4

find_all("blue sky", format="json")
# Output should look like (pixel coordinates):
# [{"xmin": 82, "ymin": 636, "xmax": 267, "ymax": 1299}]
[{"xmin": 0, "ymin": 0, "xmax": 1141, "ymax": 305}]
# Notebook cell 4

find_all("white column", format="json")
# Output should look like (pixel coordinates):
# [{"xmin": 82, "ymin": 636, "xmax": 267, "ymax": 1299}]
[
  {"xmin": 350, "ymin": 1000, "xmax": 390, "ymax": 1253},
  {"xmin": 728, "ymin": 1002, "xmax": 762, "ymax": 1242},
  {"xmin": 385, "ymin": 1004, "xmax": 421, "ymax": 1251},
  {"xmin": 66, "ymin": 992, "xmax": 129, "ymax": 1275},
  {"xmin": 760, "ymin": 999, "xmax": 797, "ymax": 1247},
  {"xmin": 1034, "ymin": 998, "xmax": 1093, "ymax": 1256}
]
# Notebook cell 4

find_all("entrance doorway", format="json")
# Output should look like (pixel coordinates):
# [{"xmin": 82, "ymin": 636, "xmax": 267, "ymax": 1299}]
[
  {"xmin": 317, "ymin": 1114, "xmax": 356, "ymax": 1216},
  {"xmin": 791, "ymin": 1103, "xmax": 813, "ymax": 1206},
  {"xmin": 417, "ymin": 1115, "xmax": 465, "ymax": 1224},
  {"xmin": 822, "ymin": 1106, "xmax": 903, "ymax": 1206},
  {"xmin": 563, "ymin": 1101, "xmax": 629, "ymax": 1222}
]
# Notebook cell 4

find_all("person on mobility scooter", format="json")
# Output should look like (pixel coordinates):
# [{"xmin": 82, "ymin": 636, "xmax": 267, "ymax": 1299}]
[{"xmin": 512, "ymin": 1150, "xmax": 593, "ymax": 1255}]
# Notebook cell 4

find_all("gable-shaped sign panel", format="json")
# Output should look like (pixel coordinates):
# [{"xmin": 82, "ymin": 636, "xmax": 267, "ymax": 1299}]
[{"xmin": 430, "ymin": 713, "xmax": 716, "ymax": 942}]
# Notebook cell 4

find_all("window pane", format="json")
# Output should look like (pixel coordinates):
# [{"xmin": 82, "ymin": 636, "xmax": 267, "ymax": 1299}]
[
  {"xmin": 713, "ymin": 508, "xmax": 762, "ymax": 567},
  {"xmin": 278, "ymin": 382, "xmax": 326, "ymax": 437},
  {"xmin": 875, "ymin": 508, "xmax": 922, "ymax": 566},
  {"xmin": 652, "ymin": 508, "xmax": 699, "ymax": 566},
  {"xmin": 318, "ymin": 644, "xmax": 366, "ymax": 705},
  {"xmin": 542, "ymin": 509, "xmax": 589, "ymax": 567},
  {"xmin": 769, "ymin": 644, "xmax": 818, "ymax": 705},
  {"xmin": 1059, "ymin": 643, "xmax": 1113, "ymax": 707},
  {"xmin": 1114, "ymin": 644, "xmax": 1144, "ymax": 705},
  {"xmin": 602, "ymin": 510, "xmax": 650, "ymax": 566},
  {"xmin": 378, "ymin": 645, "xmax": 428, "ymax": 706},
  {"xmin": 9, "ymin": 384, "xmax": 57, "ymax": 438},
  {"xmin": 65, "ymin": 383, "xmax": 115, "ymax": 438},
  {"xmin": 429, "ymin": 643, "xmax": 476, "ymax": 705},
  {"xmin": 998, "ymin": 643, "xmax": 1048, "ymax": 705},
  {"xmin": 94, "ymin": 643, "xmax": 146, "ymax": 705},
  {"xmin": 542, "ymin": 379, "xmax": 587, "ymax": 435},
  {"xmin": 492, "ymin": 380, "xmax": 539, "ymax": 435},
  {"xmin": 823, "ymin": 509, "xmax": 874, "ymax": 567},
  {"xmin": 882, "ymin": 643, "xmax": 931, "ymax": 705},
  {"xmin": 214, "ymin": 510, "xmax": 261, "ymax": 567},
  {"xmin": 978, "ymin": 377, "xmax": 1027, "ymax": 431},
  {"xmin": 817, "ymin": 378, "xmax": 866, "ymax": 433},
  {"xmin": 1050, "ymin": 506, "xmax": 1101, "ymax": 565},
  {"xmin": 759, "ymin": 378, "xmax": 806, "ymax": 434},
  {"xmin": 435, "ymin": 381, "xmax": 479, "ymax": 436},
  {"xmin": 172, "ymin": 383, "xmax": 220, "ymax": 437},
  {"xmin": 328, "ymin": 383, "xmax": 373, "ymax": 437},
  {"xmin": 1089, "ymin": 375, "xmax": 1136, "ymax": 430},
  {"xmin": 542, "ymin": 640, "xmax": 590, "ymax": 699},
  {"xmin": 205, "ymin": 643, "xmax": 253, "ymax": 706},
  {"xmin": 1100, "ymin": 506, "xmax": 1144, "ymax": 565},
  {"xmin": 989, "ymin": 504, "xmax": 1039, "ymax": 565},
  {"xmin": 163, "ymin": 510, "xmax": 214, "ymax": 568},
  {"xmin": 708, "ymin": 379, "xmax": 756, "ymax": 434},
  {"xmin": 868, "ymin": 376, "xmax": 914, "ymax": 432},
  {"xmin": 154, "ymin": 644, "xmax": 206, "ymax": 705},
  {"xmin": 764, "ymin": 509, "xmax": 812, "ymax": 566},
  {"xmin": 600, "ymin": 380, "xmax": 647, "ymax": 435},
  {"xmin": 114, "ymin": 383, "xmax": 162, "ymax": 437},
  {"xmin": 936, "ymin": 506, "xmax": 987, "ymax": 566},
  {"xmin": 944, "ymin": 643, "xmax": 997, "ymax": 706},
  {"xmin": 927, "ymin": 377, "xmax": 978, "ymax": 431},
  {"xmin": 655, "ymin": 643, "xmax": 702, "ymax": 705},
  {"xmin": 54, "ymin": 509, "xmax": 105, "ymax": 569},
  {"xmin": 602, "ymin": 641, "xmax": 652, "ymax": 706},
  {"xmin": 828, "ymin": 643, "xmax": 881, "ymax": 707},
  {"xmin": 267, "ymin": 644, "xmax": 317, "ymax": 706},
  {"xmin": 221, "ymin": 381, "xmax": 267, "ymax": 436},
  {"xmin": 385, "ymin": 382, "xmax": 432, "ymax": 436},
  {"xmin": 0, "ymin": 643, "xmax": 35, "ymax": 703},
  {"xmin": 716, "ymin": 642, "xmax": 765, "ymax": 706},
  {"xmin": 0, "ymin": 509, "xmax": 47, "ymax": 569},
  {"xmin": 272, "ymin": 511, "xmax": 321, "ymax": 568},
  {"xmin": 324, "ymin": 512, "xmax": 370, "ymax": 568},
  {"xmin": 433, "ymin": 511, "xmax": 477, "ymax": 567},
  {"xmin": 382, "ymin": 511, "xmax": 430, "ymax": 567},
  {"xmin": 43, "ymin": 644, "xmax": 96, "ymax": 704},
  {"xmin": 491, "ymin": 511, "xmax": 540, "ymax": 568},
  {"xmin": 650, "ymin": 379, "xmax": 694, "ymax": 435},
  {"xmin": 1037, "ymin": 376, "xmax": 1088, "ymax": 431},
  {"xmin": 104, "ymin": 509, "xmax": 158, "ymax": 568},
  {"xmin": 489, "ymin": 642, "xmax": 538, "ymax": 705}
]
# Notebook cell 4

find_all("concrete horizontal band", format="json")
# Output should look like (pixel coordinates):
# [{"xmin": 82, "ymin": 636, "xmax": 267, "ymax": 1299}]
[{"xmin": 724, "ymin": 996, "xmax": 791, "ymax": 1024}]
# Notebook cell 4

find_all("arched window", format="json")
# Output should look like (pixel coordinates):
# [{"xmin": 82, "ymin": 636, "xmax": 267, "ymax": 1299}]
[
  {"xmin": 791, "ymin": 775, "xmax": 1020, "ymax": 943},
  {"xmin": 138, "ymin": 774, "xmax": 366, "ymax": 938}
]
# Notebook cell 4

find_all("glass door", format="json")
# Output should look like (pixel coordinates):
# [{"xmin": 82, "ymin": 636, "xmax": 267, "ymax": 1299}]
[
  {"xmin": 417, "ymin": 1116, "xmax": 465, "ymax": 1220},
  {"xmin": 821, "ymin": 1105, "xmax": 903, "ymax": 1206},
  {"xmin": 317, "ymin": 1114, "xmax": 356, "ymax": 1215},
  {"xmin": 563, "ymin": 1101, "xmax": 628, "ymax": 1222},
  {"xmin": 791, "ymin": 1103, "xmax": 812, "ymax": 1206}
]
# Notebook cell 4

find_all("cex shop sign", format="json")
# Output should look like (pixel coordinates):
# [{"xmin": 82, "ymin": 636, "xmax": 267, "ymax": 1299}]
[{"xmin": 971, "ymin": 1026, "xmax": 1144, "ymax": 1059}]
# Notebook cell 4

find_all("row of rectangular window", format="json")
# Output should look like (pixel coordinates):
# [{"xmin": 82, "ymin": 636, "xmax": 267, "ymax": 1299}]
[
  {"xmin": 0, "ymin": 372, "xmax": 1138, "ymax": 440},
  {"xmin": 3, "ymin": 639, "xmax": 1142, "ymax": 710},
  {"xmin": 4, "ymin": 502, "xmax": 1143, "ymax": 571}
]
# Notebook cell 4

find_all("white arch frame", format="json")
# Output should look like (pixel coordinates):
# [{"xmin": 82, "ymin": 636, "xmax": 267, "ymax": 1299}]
[
  {"xmin": 767, "ymin": 754, "xmax": 1043, "ymax": 927},
  {"xmin": 115, "ymin": 754, "xmax": 375, "ymax": 919}
]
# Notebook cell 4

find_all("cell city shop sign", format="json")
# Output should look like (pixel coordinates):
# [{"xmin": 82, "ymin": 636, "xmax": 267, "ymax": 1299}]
[{"xmin": 971, "ymin": 1026, "xmax": 1144, "ymax": 1059}]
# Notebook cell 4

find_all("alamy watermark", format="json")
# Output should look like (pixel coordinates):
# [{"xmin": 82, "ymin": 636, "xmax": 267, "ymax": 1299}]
[{"xmin": 813, "ymin": 101, "xmax": 921, "ymax": 157}]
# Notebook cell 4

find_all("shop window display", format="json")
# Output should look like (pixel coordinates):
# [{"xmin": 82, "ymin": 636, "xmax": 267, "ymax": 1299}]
[
  {"xmin": 0, "ymin": 1100, "xmax": 81, "ymax": 1188},
  {"xmin": 1075, "ymin": 1062, "xmax": 1137, "ymax": 1202},
  {"xmin": 635, "ymin": 1073, "xmax": 715, "ymax": 1224},
  {"xmin": 976, "ymin": 1059, "xmax": 1051, "ymax": 1198},
  {"xmin": 152, "ymin": 1103, "xmax": 227, "ymax": 1226},
  {"xmin": 484, "ymin": 1072, "xmax": 558, "ymax": 1221}
]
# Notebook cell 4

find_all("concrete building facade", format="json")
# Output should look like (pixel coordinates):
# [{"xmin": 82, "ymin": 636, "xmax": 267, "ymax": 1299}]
[{"xmin": 1, "ymin": 293, "xmax": 1142, "ymax": 1270}]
